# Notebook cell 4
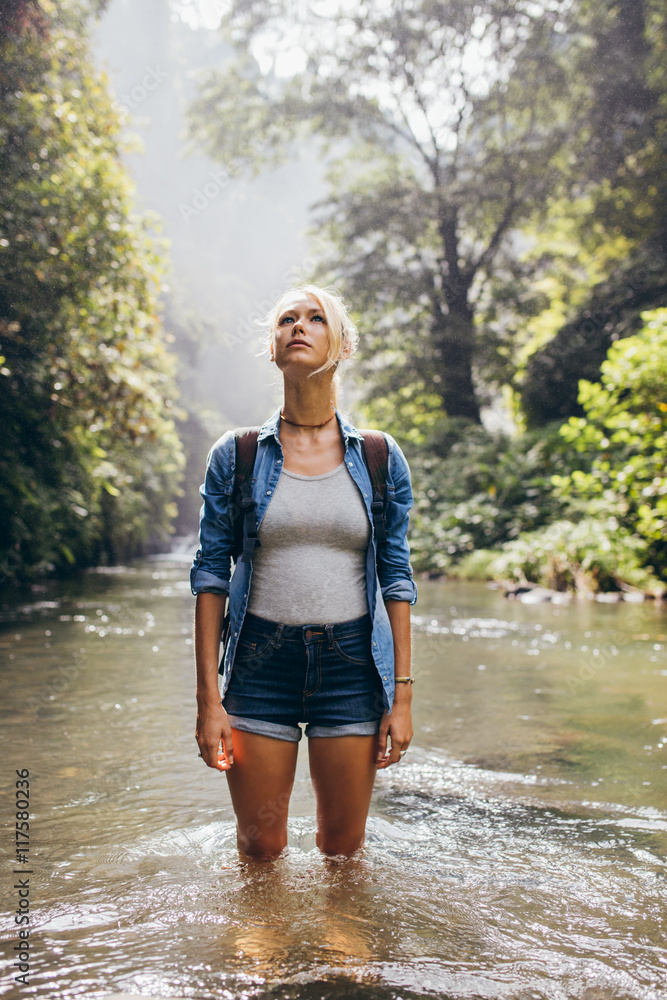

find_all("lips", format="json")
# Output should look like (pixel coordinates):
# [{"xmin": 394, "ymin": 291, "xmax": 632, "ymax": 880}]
[{"xmin": 287, "ymin": 340, "xmax": 309, "ymax": 348}]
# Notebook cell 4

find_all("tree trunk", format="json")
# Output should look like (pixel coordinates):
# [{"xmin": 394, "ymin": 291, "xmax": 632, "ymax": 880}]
[
  {"xmin": 431, "ymin": 299, "xmax": 481, "ymax": 422},
  {"xmin": 435, "ymin": 206, "xmax": 481, "ymax": 422}
]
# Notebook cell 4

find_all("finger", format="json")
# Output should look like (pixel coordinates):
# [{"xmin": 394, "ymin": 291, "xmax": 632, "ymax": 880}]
[
  {"xmin": 215, "ymin": 744, "xmax": 230, "ymax": 771},
  {"xmin": 219, "ymin": 724, "xmax": 234, "ymax": 770},
  {"xmin": 376, "ymin": 727, "xmax": 388, "ymax": 766},
  {"xmin": 208, "ymin": 742, "xmax": 232, "ymax": 771},
  {"xmin": 199, "ymin": 734, "xmax": 230, "ymax": 771},
  {"xmin": 385, "ymin": 739, "xmax": 403, "ymax": 768},
  {"xmin": 201, "ymin": 742, "xmax": 224, "ymax": 770}
]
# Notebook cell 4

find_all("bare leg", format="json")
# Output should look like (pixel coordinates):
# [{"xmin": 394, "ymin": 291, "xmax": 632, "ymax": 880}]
[
  {"xmin": 308, "ymin": 735, "xmax": 378, "ymax": 857},
  {"xmin": 225, "ymin": 729, "xmax": 299, "ymax": 860}
]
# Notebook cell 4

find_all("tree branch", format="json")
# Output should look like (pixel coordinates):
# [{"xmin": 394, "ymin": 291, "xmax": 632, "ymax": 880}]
[{"xmin": 470, "ymin": 178, "xmax": 517, "ymax": 279}]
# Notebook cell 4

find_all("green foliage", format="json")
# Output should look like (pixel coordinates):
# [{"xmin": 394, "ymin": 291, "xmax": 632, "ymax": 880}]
[
  {"xmin": 482, "ymin": 519, "xmax": 660, "ymax": 593},
  {"xmin": 0, "ymin": 1, "xmax": 184, "ymax": 583},
  {"xmin": 483, "ymin": 195, "xmax": 637, "ymax": 424},
  {"xmin": 574, "ymin": 0, "xmax": 667, "ymax": 246},
  {"xmin": 552, "ymin": 309, "xmax": 667, "ymax": 578},
  {"xmin": 517, "ymin": 0, "xmax": 667, "ymax": 425},
  {"xmin": 395, "ymin": 421, "xmax": 576, "ymax": 575},
  {"xmin": 402, "ymin": 309, "xmax": 667, "ymax": 591}
]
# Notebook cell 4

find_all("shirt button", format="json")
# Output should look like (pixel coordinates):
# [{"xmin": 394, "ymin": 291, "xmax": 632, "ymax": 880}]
[
  {"xmin": 348, "ymin": 462, "xmax": 353, "ymax": 467},
  {"xmin": 363, "ymin": 493, "xmax": 368, "ymax": 498},
  {"xmin": 266, "ymin": 490, "xmax": 272, "ymax": 495}
]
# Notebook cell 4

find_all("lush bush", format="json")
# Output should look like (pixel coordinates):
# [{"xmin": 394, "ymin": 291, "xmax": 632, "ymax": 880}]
[
  {"xmin": 552, "ymin": 309, "xmax": 667, "ymax": 580},
  {"xmin": 480, "ymin": 518, "xmax": 661, "ymax": 593},
  {"xmin": 404, "ymin": 421, "xmax": 577, "ymax": 575}
]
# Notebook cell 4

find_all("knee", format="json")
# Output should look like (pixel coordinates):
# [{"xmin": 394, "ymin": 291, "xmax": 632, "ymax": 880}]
[
  {"xmin": 316, "ymin": 830, "xmax": 365, "ymax": 858},
  {"xmin": 237, "ymin": 826, "xmax": 288, "ymax": 861}
]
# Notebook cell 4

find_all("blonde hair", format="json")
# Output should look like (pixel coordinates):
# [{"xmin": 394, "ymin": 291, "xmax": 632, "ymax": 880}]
[{"xmin": 261, "ymin": 284, "xmax": 359, "ymax": 405}]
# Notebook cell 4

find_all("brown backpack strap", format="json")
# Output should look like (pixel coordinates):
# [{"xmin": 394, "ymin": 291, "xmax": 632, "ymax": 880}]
[
  {"xmin": 358, "ymin": 430, "xmax": 389, "ymax": 543},
  {"xmin": 234, "ymin": 428, "xmax": 260, "ymax": 484},
  {"xmin": 232, "ymin": 428, "xmax": 261, "ymax": 563}
]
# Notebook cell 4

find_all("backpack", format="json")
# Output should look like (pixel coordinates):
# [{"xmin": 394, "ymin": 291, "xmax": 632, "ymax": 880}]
[{"xmin": 229, "ymin": 427, "xmax": 389, "ymax": 564}]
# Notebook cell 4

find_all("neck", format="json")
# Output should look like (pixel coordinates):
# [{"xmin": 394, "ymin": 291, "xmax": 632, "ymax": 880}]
[{"xmin": 281, "ymin": 376, "xmax": 336, "ymax": 427}]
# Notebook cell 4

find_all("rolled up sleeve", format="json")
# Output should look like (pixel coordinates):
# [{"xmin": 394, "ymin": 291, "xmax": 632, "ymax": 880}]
[
  {"xmin": 190, "ymin": 431, "xmax": 235, "ymax": 596},
  {"xmin": 378, "ymin": 435, "xmax": 418, "ymax": 606}
]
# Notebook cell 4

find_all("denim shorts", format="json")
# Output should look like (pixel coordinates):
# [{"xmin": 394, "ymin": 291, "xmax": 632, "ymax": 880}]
[{"xmin": 222, "ymin": 611, "xmax": 384, "ymax": 742}]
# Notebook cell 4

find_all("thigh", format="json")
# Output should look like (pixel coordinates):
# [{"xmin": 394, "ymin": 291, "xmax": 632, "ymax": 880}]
[
  {"xmin": 308, "ymin": 735, "xmax": 378, "ymax": 856},
  {"xmin": 225, "ymin": 729, "xmax": 299, "ymax": 858}
]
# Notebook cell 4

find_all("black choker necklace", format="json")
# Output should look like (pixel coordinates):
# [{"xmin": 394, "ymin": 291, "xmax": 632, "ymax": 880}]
[{"xmin": 280, "ymin": 406, "xmax": 335, "ymax": 428}]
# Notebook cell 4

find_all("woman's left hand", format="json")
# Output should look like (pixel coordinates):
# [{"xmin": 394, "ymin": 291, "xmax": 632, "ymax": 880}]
[{"xmin": 376, "ymin": 691, "xmax": 413, "ymax": 769}]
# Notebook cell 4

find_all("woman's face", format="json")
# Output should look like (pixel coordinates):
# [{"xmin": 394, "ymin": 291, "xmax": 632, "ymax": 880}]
[{"xmin": 272, "ymin": 292, "xmax": 331, "ymax": 374}]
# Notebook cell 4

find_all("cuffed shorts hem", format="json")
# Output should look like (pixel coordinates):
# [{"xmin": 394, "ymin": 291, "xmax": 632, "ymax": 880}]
[
  {"xmin": 226, "ymin": 714, "xmax": 302, "ymax": 743},
  {"xmin": 306, "ymin": 720, "xmax": 380, "ymax": 738},
  {"xmin": 226, "ymin": 714, "xmax": 380, "ymax": 742}
]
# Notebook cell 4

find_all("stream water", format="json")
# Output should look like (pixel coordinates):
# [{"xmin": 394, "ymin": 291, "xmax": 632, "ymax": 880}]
[{"xmin": 0, "ymin": 548, "xmax": 665, "ymax": 999}]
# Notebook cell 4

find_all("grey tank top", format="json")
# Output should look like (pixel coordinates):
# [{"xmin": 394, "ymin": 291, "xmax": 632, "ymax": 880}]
[{"xmin": 246, "ymin": 461, "xmax": 370, "ymax": 625}]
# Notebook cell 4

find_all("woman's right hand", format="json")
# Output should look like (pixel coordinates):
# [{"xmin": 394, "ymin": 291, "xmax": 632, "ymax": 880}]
[
  {"xmin": 196, "ymin": 697, "xmax": 234, "ymax": 771},
  {"xmin": 194, "ymin": 593, "xmax": 231, "ymax": 771}
]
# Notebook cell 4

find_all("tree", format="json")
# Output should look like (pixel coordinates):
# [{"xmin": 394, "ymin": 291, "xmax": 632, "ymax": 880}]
[
  {"xmin": 0, "ymin": 1, "xmax": 183, "ymax": 582},
  {"xmin": 188, "ymin": 0, "xmax": 572, "ymax": 423}
]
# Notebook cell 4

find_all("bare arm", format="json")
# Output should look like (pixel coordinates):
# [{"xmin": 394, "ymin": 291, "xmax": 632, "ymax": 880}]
[
  {"xmin": 194, "ymin": 592, "xmax": 234, "ymax": 770},
  {"xmin": 376, "ymin": 599, "xmax": 413, "ymax": 769}
]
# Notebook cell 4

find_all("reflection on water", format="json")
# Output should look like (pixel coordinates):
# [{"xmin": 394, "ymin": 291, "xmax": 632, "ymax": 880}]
[{"xmin": 0, "ymin": 556, "xmax": 665, "ymax": 999}]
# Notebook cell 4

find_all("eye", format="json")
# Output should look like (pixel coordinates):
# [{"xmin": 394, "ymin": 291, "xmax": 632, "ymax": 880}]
[
  {"xmin": 278, "ymin": 315, "xmax": 294, "ymax": 325},
  {"xmin": 312, "ymin": 314, "xmax": 326, "ymax": 323}
]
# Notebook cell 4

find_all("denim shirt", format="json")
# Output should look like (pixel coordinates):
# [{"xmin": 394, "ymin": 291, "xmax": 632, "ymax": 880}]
[{"xmin": 190, "ymin": 407, "xmax": 418, "ymax": 711}]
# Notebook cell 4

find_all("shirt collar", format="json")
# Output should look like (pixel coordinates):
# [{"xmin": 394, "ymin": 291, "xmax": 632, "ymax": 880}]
[
  {"xmin": 257, "ymin": 407, "xmax": 363, "ymax": 443},
  {"xmin": 257, "ymin": 407, "xmax": 282, "ymax": 442}
]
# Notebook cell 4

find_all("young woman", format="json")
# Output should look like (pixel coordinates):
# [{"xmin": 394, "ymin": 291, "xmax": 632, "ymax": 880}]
[{"xmin": 192, "ymin": 285, "xmax": 417, "ymax": 859}]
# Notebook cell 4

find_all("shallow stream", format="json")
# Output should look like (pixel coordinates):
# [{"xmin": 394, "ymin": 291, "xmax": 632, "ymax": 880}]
[{"xmin": 1, "ymin": 551, "xmax": 665, "ymax": 999}]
